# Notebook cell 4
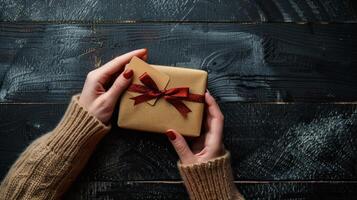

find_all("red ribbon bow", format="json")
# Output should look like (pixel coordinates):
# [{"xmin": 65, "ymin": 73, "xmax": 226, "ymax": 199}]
[{"xmin": 128, "ymin": 72, "xmax": 204, "ymax": 117}]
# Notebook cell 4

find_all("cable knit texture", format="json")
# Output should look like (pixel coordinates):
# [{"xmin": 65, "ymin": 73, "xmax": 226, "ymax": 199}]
[
  {"xmin": 0, "ymin": 95, "xmax": 111, "ymax": 199},
  {"xmin": 178, "ymin": 152, "xmax": 244, "ymax": 200}
]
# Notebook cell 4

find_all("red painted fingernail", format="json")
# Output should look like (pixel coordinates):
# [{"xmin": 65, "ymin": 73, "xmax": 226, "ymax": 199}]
[
  {"xmin": 123, "ymin": 69, "xmax": 133, "ymax": 79},
  {"xmin": 166, "ymin": 131, "xmax": 176, "ymax": 140}
]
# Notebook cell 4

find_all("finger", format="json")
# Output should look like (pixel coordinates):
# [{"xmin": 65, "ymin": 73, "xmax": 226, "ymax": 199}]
[
  {"xmin": 142, "ymin": 54, "xmax": 148, "ymax": 61},
  {"xmin": 105, "ymin": 68, "xmax": 133, "ymax": 104},
  {"xmin": 166, "ymin": 129, "xmax": 195, "ymax": 164},
  {"xmin": 204, "ymin": 92, "xmax": 224, "ymax": 142},
  {"xmin": 205, "ymin": 91, "xmax": 224, "ymax": 119},
  {"xmin": 99, "ymin": 49, "xmax": 147, "ymax": 76}
]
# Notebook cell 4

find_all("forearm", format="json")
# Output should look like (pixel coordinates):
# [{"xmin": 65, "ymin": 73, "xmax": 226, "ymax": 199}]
[
  {"xmin": 0, "ymin": 95, "xmax": 110, "ymax": 199},
  {"xmin": 178, "ymin": 151, "xmax": 244, "ymax": 200}
]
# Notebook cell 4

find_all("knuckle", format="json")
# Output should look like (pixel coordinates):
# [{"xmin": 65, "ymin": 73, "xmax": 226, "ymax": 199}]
[
  {"xmin": 112, "ymin": 80, "xmax": 125, "ymax": 91},
  {"xmin": 86, "ymin": 71, "xmax": 97, "ymax": 81},
  {"xmin": 114, "ymin": 76, "xmax": 129, "ymax": 89},
  {"xmin": 116, "ymin": 76, "xmax": 127, "ymax": 85},
  {"xmin": 217, "ymin": 113, "xmax": 225, "ymax": 121},
  {"xmin": 175, "ymin": 142, "xmax": 188, "ymax": 155}
]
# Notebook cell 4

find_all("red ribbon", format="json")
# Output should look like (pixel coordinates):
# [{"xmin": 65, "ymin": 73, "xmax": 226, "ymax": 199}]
[{"xmin": 128, "ymin": 72, "xmax": 204, "ymax": 117}]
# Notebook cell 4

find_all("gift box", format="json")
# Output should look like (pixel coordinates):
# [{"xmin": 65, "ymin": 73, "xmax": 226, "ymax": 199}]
[{"xmin": 117, "ymin": 57, "xmax": 207, "ymax": 137}]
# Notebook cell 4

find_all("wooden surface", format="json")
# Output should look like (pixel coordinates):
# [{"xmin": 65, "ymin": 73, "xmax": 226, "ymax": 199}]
[
  {"xmin": 63, "ymin": 181, "xmax": 357, "ymax": 200},
  {"xmin": 1, "ymin": 1, "xmax": 357, "ymax": 199},
  {"xmin": 1, "ymin": 103, "xmax": 357, "ymax": 198},
  {"xmin": 1, "ymin": 23, "xmax": 357, "ymax": 103},
  {"xmin": 1, "ymin": 103, "xmax": 357, "ymax": 181},
  {"xmin": 0, "ymin": 0, "xmax": 357, "ymax": 22}
]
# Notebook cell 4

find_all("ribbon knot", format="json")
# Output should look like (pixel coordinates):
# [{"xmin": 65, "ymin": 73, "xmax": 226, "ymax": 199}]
[{"xmin": 128, "ymin": 72, "xmax": 204, "ymax": 117}]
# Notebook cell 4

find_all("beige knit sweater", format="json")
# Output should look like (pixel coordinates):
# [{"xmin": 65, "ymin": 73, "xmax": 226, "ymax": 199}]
[{"xmin": 0, "ymin": 95, "xmax": 244, "ymax": 200}]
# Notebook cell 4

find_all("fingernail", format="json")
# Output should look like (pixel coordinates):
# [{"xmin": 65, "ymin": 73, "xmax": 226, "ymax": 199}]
[
  {"xmin": 206, "ymin": 89, "xmax": 210, "ymax": 94},
  {"xmin": 165, "ymin": 131, "xmax": 176, "ymax": 140},
  {"xmin": 123, "ymin": 69, "xmax": 133, "ymax": 79}
]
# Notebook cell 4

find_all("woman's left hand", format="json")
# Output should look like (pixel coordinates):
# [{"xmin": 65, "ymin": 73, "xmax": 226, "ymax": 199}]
[
  {"xmin": 166, "ymin": 92, "xmax": 225, "ymax": 165},
  {"xmin": 79, "ymin": 49, "xmax": 147, "ymax": 124}
]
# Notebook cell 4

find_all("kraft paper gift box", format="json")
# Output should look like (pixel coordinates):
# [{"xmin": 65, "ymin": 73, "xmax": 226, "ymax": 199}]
[{"xmin": 117, "ymin": 57, "xmax": 207, "ymax": 137}]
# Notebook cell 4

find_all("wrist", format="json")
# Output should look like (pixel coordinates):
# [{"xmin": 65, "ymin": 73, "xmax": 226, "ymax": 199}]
[
  {"xmin": 46, "ymin": 94, "xmax": 111, "ymax": 157},
  {"xmin": 214, "ymin": 145, "xmax": 226, "ymax": 158},
  {"xmin": 197, "ymin": 146, "xmax": 227, "ymax": 165},
  {"xmin": 78, "ymin": 95, "xmax": 112, "ymax": 125}
]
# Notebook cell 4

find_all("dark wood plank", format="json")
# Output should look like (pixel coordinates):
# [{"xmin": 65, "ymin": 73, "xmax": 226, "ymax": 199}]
[
  {"xmin": 1, "ymin": 23, "xmax": 357, "ymax": 103},
  {"xmin": 64, "ymin": 181, "xmax": 357, "ymax": 200},
  {"xmin": 1, "ymin": 103, "xmax": 356, "ymax": 181},
  {"xmin": 0, "ymin": 0, "xmax": 356, "ymax": 22},
  {"xmin": 64, "ymin": 181, "xmax": 188, "ymax": 200}
]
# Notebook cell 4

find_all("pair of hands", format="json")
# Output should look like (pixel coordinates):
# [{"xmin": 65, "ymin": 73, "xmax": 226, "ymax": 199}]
[{"xmin": 79, "ymin": 49, "xmax": 225, "ymax": 165}]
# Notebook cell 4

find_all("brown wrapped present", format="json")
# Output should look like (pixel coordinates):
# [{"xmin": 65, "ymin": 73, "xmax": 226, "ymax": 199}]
[{"xmin": 117, "ymin": 57, "xmax": 207, "ymax": 137}]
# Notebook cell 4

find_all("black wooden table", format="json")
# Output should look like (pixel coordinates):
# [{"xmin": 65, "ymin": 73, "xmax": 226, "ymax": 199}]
[{"xmin": 1, "ymin": 1, "xmax": 357, "ymax": 199}]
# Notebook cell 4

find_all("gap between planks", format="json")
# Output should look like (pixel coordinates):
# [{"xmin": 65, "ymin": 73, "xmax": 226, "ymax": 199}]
[
  {"xmin": 1, "ymin": 20, "xmax": 357, "ymax": 25},
  {"xmin": 95, "ymin": 180, "xmax": 357, "ymax": 184}
]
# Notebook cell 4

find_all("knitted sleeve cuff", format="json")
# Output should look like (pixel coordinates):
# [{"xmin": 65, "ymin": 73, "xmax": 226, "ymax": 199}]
[
  {"xmin": 45, "ymin": 94, "xmax": 111, "ymax": 158},
  {"xmin": 178, "ymin": 151, "xmax": 243, "ymax": 200}
]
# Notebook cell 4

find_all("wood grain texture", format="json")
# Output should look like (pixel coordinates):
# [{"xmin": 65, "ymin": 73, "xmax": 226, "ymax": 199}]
[
  {"xmin": 0, "ymin": 0, "xmax": 356, "ymax": 22},
  {"xmin": 1, "ymin": 23, "xmax": 357, "ymax": 103},
  {"xmin": 63, "ymin": 181, "xmax": 357, "ymax": 200},
  {"xmin": 1, "ymin": 1, "xmax": 356, "ymax": 199},
  {"xmin": 1, "ymin": 103, "xmax": 356, "ymax": 181}
]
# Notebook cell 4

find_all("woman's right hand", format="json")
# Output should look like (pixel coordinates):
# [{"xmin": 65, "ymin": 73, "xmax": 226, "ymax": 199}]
[
  {"xmin": 79, "ymin": 49, "xmax": 147, "ymax": 125},
  {"xmin": 166, "ymin": 91, "xmax": 226, "ymax": 165}
]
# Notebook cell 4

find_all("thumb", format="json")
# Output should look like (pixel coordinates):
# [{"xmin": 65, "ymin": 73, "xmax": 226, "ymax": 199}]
[
  {"xmin": 106, "ymin": 68, "xmax": 133, "ymax": 103},
  {"xmin": 166, "ymin": 129, "xmax": 195, "ymax": 164}
]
